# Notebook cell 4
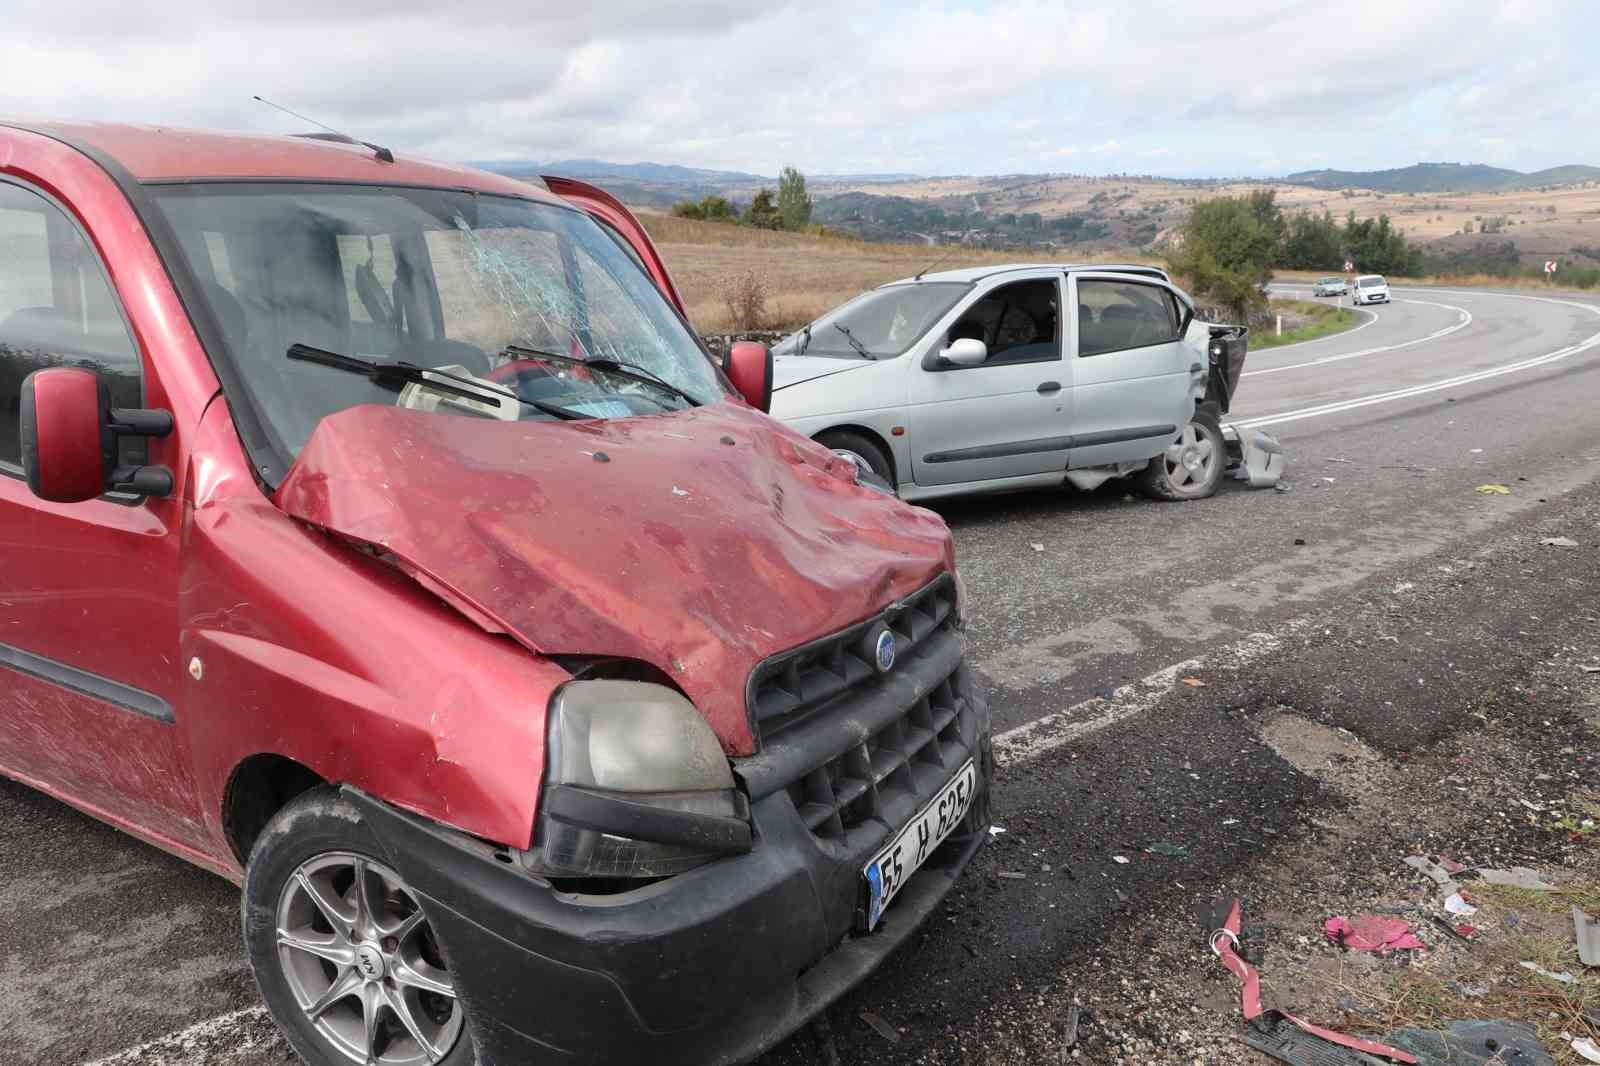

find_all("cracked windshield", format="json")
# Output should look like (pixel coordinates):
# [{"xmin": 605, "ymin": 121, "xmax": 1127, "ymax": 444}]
[{"xmin": 152, "ymin": 184, "xmax": 723, "ymax": 456}]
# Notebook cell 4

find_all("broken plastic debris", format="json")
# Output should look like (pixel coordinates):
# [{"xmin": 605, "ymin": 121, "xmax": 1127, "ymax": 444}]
[
  {"xmin": 1325, "ymin": 916, "xmax": 1425, "ymax": 953},
  {"xmin": 987, "ymin": 825, "xmax": 1006, "ymax": 838},
  {"xmin": 1540, "ymin": 536, "xmax": 1579, "ymax": 547},
  {"xmin": 1443, "ymin": 893, "xmax": 1478, "ymax": 918},
  {"xmin": 1573, "ymin": 1038, "xmax": 1600, "ymax": 1064},
  {"xmin": 1181, "ymin": 677, "xmax": 1207, "ymax": 688},
  {"xmin": 1222, "ymin": 424, "xmax": 1286, "ymax": 488},
  {"xmin": 1478, "ymin": 866, "xmax": 1557, "ymax": 891},
  {"xmin": 1205, "ymin": 897, "xmax": 1418, "ymax": 1064},
  {"xmin": 1574, "ymin": 906, "xmax": 1600, "ymax": 967},
  {"xmin": 1383, "ymin": 1020, "xmax": 1555, "ymax": 1066},
  {"xmin": 996, "ymin": 870, "xmax": 1027, "ymax": 880},
  {"xmin": 858, "ymin": 1010, "xmax": 900, "ymax": 1044},
  {"xmin": 1475, "ymin": 484, "xmax": 1512, "ymax": 495},
  {"xmin": 670, "ymin": 486, "xmax": 689, "ymax": 497},
  {"xmin": 1144, "ymin": 842, "xmax": 1189, "ymax": 859},
  {"xmin": 1029, "ymin": 542, "xmax": 1044, "ymax": 552},
  {"xmin": 1326, "ymin": 457, "xmax": 1353, "ymax": 463},
  {"xmin": 1519, "ymin": 961, "xmax": 1576, "ymax": 984},
  {"xmin": 1112, "ymin": 855, "xmax": 1130, "ymax": 864},
  {"xmin": 1405, "ymin": 855, "xmax": 1462, "ymax": 897},
  {"xmin": 1393, "ymin": 582, "xmax": 1416, "ymax": 593}
]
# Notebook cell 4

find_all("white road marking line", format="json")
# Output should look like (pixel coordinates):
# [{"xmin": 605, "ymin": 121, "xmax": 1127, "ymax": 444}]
[
  {"xmin": 1234, "ymin": 292, "xmax": 1600, "ymax": 430},
  {"xmin": 1242, "ymin": 299, "xmax": 1470, "ymax": 377},
  {"xmin": 992, "ymin": 625, "xmax": 1301, "ymax": 766},
  {"xmin": 82, "ymin": 1007, "xmax": 271, "ymax": 1066}
]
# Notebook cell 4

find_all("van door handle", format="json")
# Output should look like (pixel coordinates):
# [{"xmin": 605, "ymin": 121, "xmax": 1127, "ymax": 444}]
[
  {"xmin": 1037, "ymin": 381, "xmax": 1062, "ymax": 394},
  {"xmin": 1189, "ymin": 362, "xmax": 1204, "ymax": 373}
]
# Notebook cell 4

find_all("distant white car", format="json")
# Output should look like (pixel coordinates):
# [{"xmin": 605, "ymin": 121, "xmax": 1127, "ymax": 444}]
[
  {"xmin": 1352, "ymin": 275, "xmax": 1390, "ymax": 305},
  {"xmin": 1312, "ymin": 276, "xmax": 1348, "ymax": 297},
  {"xmin": 767, "ymin": 263, "xmax": 1250, "ymax": 503}
]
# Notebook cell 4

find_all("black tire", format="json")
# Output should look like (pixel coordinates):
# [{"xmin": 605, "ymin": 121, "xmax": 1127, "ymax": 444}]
[
  {"xmin": 816, "ymin": 430, "xmax": 894, "ymax": 488},
  {"xmin": 1137, "ymin": 413, "xmax": 1226, "ymax": 501},
  {"xmin": 243, "ymin": 788, "xmax": 474, "ymax": 1066}
]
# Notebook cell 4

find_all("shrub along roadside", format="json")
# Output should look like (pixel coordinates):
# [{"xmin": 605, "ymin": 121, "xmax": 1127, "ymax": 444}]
[{"xmin": 1252, "ymin": 300, "xmax": 1359, "ymax": 349}]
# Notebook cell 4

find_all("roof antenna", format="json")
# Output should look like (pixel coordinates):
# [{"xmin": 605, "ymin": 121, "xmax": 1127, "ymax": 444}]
[
  {"xmin": 913, "ymin": 246, "xmax": 957, "ymax": 280},
  {"xmin": 252, "ymin": 95, "xmax": 394, "ymax": 163}
]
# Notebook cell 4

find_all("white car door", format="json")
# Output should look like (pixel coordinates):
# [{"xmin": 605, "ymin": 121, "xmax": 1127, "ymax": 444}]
[
  {"xmin": 1067, "ymin": 274, "xmax": 1200, "ymax": 468},
  {"xmin": 906, "ymin": 274, "xmax": 1072, "ymax": 487}
]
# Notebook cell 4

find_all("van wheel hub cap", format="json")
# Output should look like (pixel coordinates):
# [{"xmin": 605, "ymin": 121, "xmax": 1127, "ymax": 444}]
[{"xmin": 276, "ymin": 852, "xmax": 462, "ymax": 1064}]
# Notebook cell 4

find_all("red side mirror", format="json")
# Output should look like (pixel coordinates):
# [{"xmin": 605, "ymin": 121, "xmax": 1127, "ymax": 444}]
[
  {"xmin": 725, "ymin": 341, "xmax": 773, "ymax": 413},
  {"xmin": 19, "ymin": 367, "xmax": 176, "ymax": 502},
  {"xmin": 19, "ymin": 368, "xmax": 110, "ymax": 503}
]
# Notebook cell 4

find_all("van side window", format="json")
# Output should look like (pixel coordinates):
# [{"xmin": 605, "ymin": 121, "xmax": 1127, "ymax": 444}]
[
  {"xmin": 0, "ymin": 182, "xmax": 141, "ymax": 470},
  {"xmin": 1077, "ymin": 280, "xmax": 1182, "ymax": 357},
  {"xmin": 944, "ymin": 279, "xmax": 1060, "ymax": 366}
]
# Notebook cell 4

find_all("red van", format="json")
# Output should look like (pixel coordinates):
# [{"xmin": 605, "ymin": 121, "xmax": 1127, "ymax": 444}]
[{"xmin": 0, "ymin": 121, "xmax": 992, "ymax": 1066}]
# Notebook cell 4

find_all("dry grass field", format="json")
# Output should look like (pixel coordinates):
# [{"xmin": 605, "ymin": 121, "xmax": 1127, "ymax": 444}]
[{"xmin": 639, "ymin": 210, "xmax": 1161, "ymax": 331}]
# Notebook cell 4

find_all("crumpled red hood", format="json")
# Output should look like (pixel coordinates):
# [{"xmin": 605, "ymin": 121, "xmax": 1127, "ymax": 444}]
[{"xmin": 273, "ymin": 401, "xmax": 954, "ymax": 755}]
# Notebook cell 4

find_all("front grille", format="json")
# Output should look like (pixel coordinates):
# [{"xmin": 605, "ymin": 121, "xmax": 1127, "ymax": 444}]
[{"xmin": 737, "ymin": 575, "xmax": 979, "ymax": 852}]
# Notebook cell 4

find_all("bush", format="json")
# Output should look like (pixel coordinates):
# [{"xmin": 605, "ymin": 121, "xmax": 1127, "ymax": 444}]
[
  {"xmin": 719, "ymin": 270, "xmax": 769, "ymax": 330},
  {"xmin": 743, "ymin": 189, "xmax": 783, "ymax": 230}
]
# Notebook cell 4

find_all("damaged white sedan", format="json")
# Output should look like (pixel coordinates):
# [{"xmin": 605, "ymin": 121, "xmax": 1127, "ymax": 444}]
[{"xmin": 769, "ymin": 264, "xmax": 1273, "ymax": 502}]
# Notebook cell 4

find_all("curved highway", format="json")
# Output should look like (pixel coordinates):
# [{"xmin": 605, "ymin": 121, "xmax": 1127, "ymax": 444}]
[{"xmin": 6, "ymin": 284, "xmax": 1600, "ymax": 1066}]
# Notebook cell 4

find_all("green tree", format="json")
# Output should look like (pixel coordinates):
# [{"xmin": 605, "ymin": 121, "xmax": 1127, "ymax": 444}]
[
  {"xmin": 1280, "ymin": 210, "xmax": 1344, "ymax": 270},
  {"xmin": 777, "ymin": 166, "xmax": 813, "ymax": 230},
  {"xmin": 743, "ymin": 188, "xmax": 783, "ymax": 230},
  {"xmin": 698, "ymin": 195, "xmax": 736, "ymax": 222},
  {"xmin": 670, "ymin": 199, "xmax": 705, "ymax": 220},
  {"xmin": 1343, "ymin": 213, "xmax": 1422, "ymax": 275},
  {"xmin": 1167, "ymin": 195, "xmax": 1279, "ymax": 320}
]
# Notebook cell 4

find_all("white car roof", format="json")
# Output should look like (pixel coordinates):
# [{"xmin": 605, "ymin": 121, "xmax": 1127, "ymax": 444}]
[{"xmin": 887, "ymin": 262, "xmax": 1170, "ymax": 286}]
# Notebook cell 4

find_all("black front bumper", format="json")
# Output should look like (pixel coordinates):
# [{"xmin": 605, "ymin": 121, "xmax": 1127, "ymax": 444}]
[{"xmin": 348, "ymin": 722, "xmax": 992, "ymax": 1064}]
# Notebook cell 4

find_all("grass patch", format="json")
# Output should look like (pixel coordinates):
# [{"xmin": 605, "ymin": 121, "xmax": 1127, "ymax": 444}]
[{"xmin": 1253, "ymin": 300, "xmax": 1360, "ymax": 349}]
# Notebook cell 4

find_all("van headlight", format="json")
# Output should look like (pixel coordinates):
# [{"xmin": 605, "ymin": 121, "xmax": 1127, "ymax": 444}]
[{"xmin": 523, "ymin": 680, "xmax": 752, "ymax": 881}]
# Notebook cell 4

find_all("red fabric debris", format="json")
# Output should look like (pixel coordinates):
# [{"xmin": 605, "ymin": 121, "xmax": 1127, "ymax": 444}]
[{"xmin": 1324, "ymin": 916, "xmax": 1426, "ymax": 953}]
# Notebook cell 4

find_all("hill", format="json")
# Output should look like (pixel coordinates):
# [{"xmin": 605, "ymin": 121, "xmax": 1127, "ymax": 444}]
[
  {"xmin": 1285, "ymin": 162, "xmax": 1524, "ymax": 193},
  {"xmin": 1511, "ymin": 165, "xmax": 1600, "ymax": 188}
]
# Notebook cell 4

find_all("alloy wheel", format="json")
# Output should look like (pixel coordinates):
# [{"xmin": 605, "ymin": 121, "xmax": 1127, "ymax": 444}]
[
  {"xmin": 276, "ymin": 852, "xmax": 462, "ymax": 1065},
  {"xmin": 1162, "ymin": 422, "xmax": 1215, "ymax": 490}
]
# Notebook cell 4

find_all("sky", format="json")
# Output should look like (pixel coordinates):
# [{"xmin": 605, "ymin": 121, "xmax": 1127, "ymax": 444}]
[{"xmin": 4, "ymin": 0, "xmax": 1596, "ymax": 180}]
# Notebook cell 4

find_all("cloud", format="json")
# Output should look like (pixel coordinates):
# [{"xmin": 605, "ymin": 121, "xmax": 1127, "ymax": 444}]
[{"xmin": 3, "ymin": 0, "xmax": 1595, "ymax": 177}]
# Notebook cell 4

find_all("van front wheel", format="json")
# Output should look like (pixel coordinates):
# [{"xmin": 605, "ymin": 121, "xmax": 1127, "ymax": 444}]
[{"xmin": 243, "ymin": 789, "xmax": 473, "ymax": 1066}]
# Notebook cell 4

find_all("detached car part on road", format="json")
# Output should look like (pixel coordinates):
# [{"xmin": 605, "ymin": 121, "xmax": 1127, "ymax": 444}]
[
  {"xmin": 769, "ymin": 263, "xmax": 1250, "ymax": 502},
  {"xmin": 0, "ymin": 121, "xmax": 993, "ymax": 1065}
]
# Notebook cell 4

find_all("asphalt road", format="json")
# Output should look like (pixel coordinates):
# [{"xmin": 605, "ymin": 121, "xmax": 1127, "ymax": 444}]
[{"xmin": 4, "ymin": 283, "xmax": 1599, "ymax": 1065}]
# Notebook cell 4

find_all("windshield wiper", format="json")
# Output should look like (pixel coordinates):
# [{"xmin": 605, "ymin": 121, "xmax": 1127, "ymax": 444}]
[
  {"xmin": 501, "ymin": 345, "xmax": 698, "ymax": 408},
  {"xmin": 832, "ymin": 323, "xmax": 873, "ymax": 359},
  {"xmin": 287, "ymin": 344, "xmax": 587, "ymax": 422}
]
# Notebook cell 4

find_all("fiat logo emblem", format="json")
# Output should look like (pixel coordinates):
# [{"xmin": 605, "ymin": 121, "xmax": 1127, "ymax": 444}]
[{"xmin": 874, "ymin": 628, "xmax": 896, "ymax": 673}]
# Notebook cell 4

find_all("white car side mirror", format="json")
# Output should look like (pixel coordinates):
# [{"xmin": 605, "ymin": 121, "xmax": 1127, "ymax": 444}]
[{"xmin": 940, "ymin": 337, "xmax": 988, "ymax": 367}]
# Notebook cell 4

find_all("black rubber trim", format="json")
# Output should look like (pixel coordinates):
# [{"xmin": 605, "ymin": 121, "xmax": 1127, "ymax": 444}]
[
  {"xmin": 543, "ymin": 785, "xmax": 753, "ymax": 854},
  {"xmin": 922, "ymin": 435, "xmax": 1073, "ymax": 464},
  {"xmin": 1071, "ymin": 424, "xmax": 1177, "ymax": 447},
  {"xmin": 0, "ymin": 640, "xmax": 173, "ymax": 723}
]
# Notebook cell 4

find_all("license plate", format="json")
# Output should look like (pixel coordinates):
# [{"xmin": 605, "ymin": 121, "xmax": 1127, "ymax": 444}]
[{"xmin": 862, "ymin": 759, "xmax": 976, "ymax": 931}]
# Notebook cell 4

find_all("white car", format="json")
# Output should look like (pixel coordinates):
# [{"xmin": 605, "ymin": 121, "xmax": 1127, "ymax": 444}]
[
  {"xmin": 1351, "ymin": 274, "xmax": 1390, "ymax": 305},
  {"xmin": 1312, "ymin": 275, "xmax": 1348, "ymax": 297},
  {"xmin": 768, "ymin": 264, "xmax": 1249, "ymax": 502}
]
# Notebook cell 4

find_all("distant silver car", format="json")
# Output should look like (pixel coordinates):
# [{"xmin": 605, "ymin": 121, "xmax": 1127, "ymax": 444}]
[
  {"xmin": 1312, "ymin": 275, "xmax": 1348, "ymax": 297},
  {"xmin": 1351, "ymin": 274, "xmax": 1390, "ymax": 305},
  {"xmin": 768, "ymin": 263, "xmax": 1249, "ymax": 502}
]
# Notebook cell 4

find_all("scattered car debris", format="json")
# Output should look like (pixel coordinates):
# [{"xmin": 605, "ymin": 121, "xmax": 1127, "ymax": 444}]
[
  {"xmin": 1575, "ymin": 906, "xmax": 1600, "ymax": 967},
  {"xmin": 1181, "ymin": 677, "xmax": 1207, "ymax": 688},
  {"xmin": 1326, "ymin": 457, "xmax": 1353, "ymax": 463},
  {"xmin": 1394, "ymin": 582, "xmax": 1417, "ymax": 594},
  {"xmin": 1275, "ymin": 481, "xmax": 1293, "ymax": 493},
  {"xmin": 1573, "ymin": 1037, "xmax": 1600, "ymax": 1064},
  {"xmin": 1144, "ymin": 842, "xmax": 1189, "ymax": 859},
  {"xmin": 858, "ymin": 1011, "xmax": 900, "ymax": 1044},
  {"xmin": 1063, "ymin": 1005, "xmax": 1081, "ymax": 1048},
  {"xmin": 1383, "ymin": 1020, "xmax": 1555, "ymax": 1066},
  {"xmin": 1443, "ymin": 893, "xmax": 1478, "ymax": 917},
  {"xmin": 1223, "ymin": 424, "xmax": 1286, "ymax": 488},
  {"xmin": 670, "ymin": 485, "xmax": 689, "ymax": 497},
  {"xmin": 1029, "ymin": 543, "xmax": 1044, "ymax": 552},
  {"xmin": 1539, "ymin": 536, "xmax": 1580, "ymax": 547},
  {"xmin": 1519, "ymin": 961, "xmax": 1576, "ymax": 984},
  {"xmin": 1112, "ymin": 855, "xmax": 1131, "ymax": 864},
  {"xmin": 1478, "ymin": 866, "xmax": 1558, "ymax": 891},
  {"xmin": 1205, "ymin": 898, "xmax": 1418, "ymax": 1064},
  {"xmin": 988, "ymin": 825, "xmax": 1006, "ymax": 838},
  {"xmin": 1476, "ymin": 484, "xmax": 1512, "ymax": 495},
  {"xmin": 1325, "ymin": 915, "xmax": 1426, "ymax": 953},
  {"xmin": 1405, "ymin": 854, "xmax": 1464, "ymax": 896}
]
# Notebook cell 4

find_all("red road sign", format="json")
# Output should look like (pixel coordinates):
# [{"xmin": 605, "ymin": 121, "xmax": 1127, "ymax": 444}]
[{"xmin": 1545, "ymin": 260, "xmax": 1558, "ymax": 274}]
